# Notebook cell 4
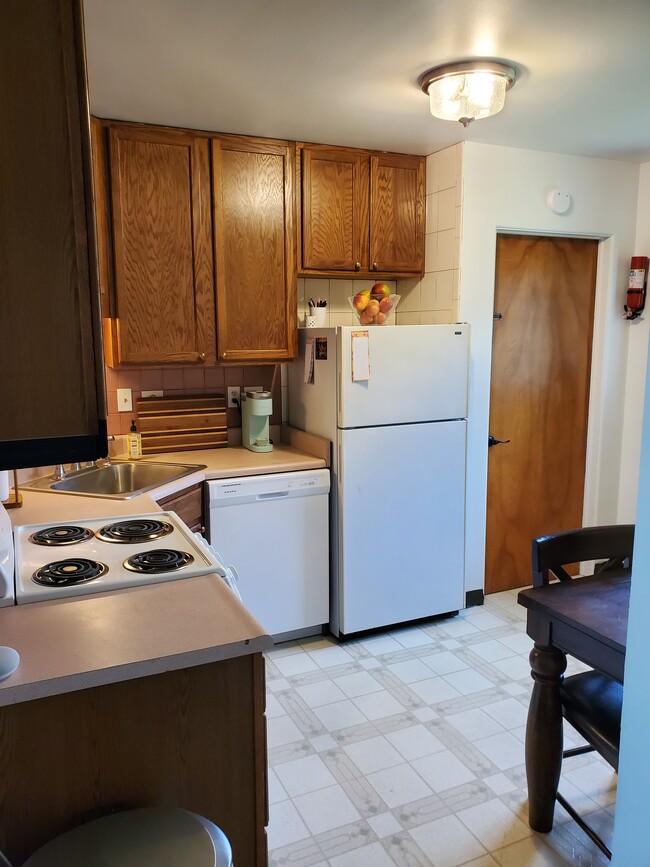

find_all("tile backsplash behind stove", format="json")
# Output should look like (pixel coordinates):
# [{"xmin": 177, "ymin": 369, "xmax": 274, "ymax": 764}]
[{"xmin": 105, "ymin": 363, "xmax": 282, "ymax": 439}]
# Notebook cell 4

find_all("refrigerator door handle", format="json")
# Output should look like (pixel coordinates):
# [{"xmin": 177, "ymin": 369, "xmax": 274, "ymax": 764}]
[{"xmin": 488, "ymin": 434, "xmax": 511, "ymax": 448}]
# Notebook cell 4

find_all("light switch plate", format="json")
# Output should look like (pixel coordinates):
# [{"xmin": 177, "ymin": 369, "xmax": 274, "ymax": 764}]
[{"xmin": 116, "ymin": 388, "xmax": 133, "ymax": 412}]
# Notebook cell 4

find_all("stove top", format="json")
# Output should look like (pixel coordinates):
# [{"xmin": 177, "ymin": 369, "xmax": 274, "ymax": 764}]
[{"xmin": 13, "ymin": 512, "xmax": 226, "ymax": 604}]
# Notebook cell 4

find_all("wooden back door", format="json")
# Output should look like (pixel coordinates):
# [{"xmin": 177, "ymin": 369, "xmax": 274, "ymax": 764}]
[{"xmin": 485, "ymin": 234, "xmax": 598, "ymax": 594}]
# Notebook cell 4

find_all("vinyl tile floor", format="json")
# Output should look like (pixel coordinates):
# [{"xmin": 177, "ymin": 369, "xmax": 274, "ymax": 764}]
[{"xmin": 264, "ymin": 589, "xmax": 615, "ymax": 866}]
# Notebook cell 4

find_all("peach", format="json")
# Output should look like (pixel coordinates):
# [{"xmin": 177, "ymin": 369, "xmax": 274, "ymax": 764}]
[
  {"xmin": 375, "ymin": 311, "xmax": 387, "ymax": 325},
  {"xmin": 379, "ymin": 296, "xmax": 393, "ymax": 314},
  {"xmin": 359, "ymin": 310, "xmax": 373, "ymax": 324},
  {"xmin": 365, "ymin": 299, "xmax": 380, "ymax": 317},
  {"xmin": 353, "ymin": 292, "xmax": 370, "ymax": 311}
]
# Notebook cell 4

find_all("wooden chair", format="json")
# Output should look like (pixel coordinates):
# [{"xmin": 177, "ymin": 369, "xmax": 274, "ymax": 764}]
[{"xmin": 530, "ymin": 525, "xmax": 634, "ymax": 859}]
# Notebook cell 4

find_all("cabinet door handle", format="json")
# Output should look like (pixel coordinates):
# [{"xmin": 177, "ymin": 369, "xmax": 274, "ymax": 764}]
[
  {"xmin": 372, "ymin": 262, "xmax": 378, "ymax": 270},
  {"xmin": 198, "ymin": 352, "xmax": 206, "ymax": 362},
  {"xmin": 221, "ymin": 352, "xmax": 227, "ymax": 359},
  {"xmin": 354, "ymin": 262, "xmax": 361, "ymax": 271}
]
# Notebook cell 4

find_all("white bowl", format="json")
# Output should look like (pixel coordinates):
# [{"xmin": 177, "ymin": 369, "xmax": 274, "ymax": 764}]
[
  {"xmin": 348, "ymin": 293, "xmax": 400, "ymax": 326},
  {"xmin": 0, "ymin": 646, "xmax": 20, "ymax": 681}
]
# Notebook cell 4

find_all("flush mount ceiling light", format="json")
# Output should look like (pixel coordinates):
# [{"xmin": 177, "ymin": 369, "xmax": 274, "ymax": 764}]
[{"xmin": 419, "ymin": 60, "xmax": 517, "ymax": 127}]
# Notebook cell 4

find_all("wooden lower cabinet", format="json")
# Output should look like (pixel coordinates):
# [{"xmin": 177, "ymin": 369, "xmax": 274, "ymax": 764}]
[
  {"xmin": 157, "ymin": 482, "xmax": 204, "ymax": 534},
  {"xmin": 0, "ymin": 655, "xmax": 269, "ymax": 865}
]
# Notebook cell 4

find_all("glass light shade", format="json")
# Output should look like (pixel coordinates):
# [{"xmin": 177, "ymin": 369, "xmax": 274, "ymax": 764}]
[{"xmin": 428, "ymin": 70, "xmax": 507, "ymax": 123}]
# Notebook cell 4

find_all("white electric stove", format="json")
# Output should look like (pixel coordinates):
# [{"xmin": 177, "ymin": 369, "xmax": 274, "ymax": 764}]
[{"xmin": 11, "ymin": 512, "xmax": 227, "ymax": 604}]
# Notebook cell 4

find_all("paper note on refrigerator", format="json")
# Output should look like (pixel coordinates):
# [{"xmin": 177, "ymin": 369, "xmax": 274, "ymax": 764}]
[
  {"xmin": 304, "ymin": 336, "xmax": 315, "ymax": 383},
  {"xmin": 351, "ymin": 330, "xmax": 370, "ymax": 381}
]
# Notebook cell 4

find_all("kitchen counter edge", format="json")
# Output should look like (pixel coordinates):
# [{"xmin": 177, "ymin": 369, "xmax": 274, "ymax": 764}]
[{"xmin": 0, "ymin": 574, "xmax": 273, "ymax": 707}]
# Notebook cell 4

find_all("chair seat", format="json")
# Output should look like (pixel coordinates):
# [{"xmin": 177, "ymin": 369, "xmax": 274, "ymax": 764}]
[{"xmin": 560, "ymin": 671, "xmax": 622, "ymax": 771}]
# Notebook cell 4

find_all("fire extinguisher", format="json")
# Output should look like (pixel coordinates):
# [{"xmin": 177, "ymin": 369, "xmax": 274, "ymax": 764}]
[{"xmin": 624, "ymin": 256, "xmax": 648, "ymax": 320}]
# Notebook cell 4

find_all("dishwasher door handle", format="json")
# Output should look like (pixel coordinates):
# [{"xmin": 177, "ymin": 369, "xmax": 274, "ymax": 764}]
[{"xmin": 256, "ymin": 490, "xmax": 290, "ymax": 500}]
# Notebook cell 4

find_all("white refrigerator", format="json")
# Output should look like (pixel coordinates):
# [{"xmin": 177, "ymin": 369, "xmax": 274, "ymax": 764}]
[{"xmin": 288, "ymin": 324, "xmax": 469, "ymax": 638}]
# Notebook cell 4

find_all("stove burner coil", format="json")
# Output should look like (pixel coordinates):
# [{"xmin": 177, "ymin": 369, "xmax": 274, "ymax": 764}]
[
  {"xmin": 30, "ymin": 526, "xmax": 93, "ymax": 546},
  {"xmin": 33, "ymin": 558, "xmax": 107, "ymax": 587},
  {"xmin": 95, "ymin": 519, "xmax": 174, "ymax": 544},
  {"xmin": 124, "ymin": 549, "xmax": 193, "ymax": 574}
]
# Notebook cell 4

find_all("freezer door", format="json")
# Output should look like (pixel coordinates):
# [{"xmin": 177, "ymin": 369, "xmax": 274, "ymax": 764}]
[
  {"xmin": 337, "ymin": 420, "xmax": 465, "ymax": 634},
  {"xmin": 338, "ymin": 324, "xmax": 468, "ymax": 428}
]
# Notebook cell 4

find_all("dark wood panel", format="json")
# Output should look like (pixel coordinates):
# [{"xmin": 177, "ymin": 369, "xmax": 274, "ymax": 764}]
[
  {"xmin": 158, "ymin": 482, "xmax": 203, "ymax": 529},
  {"xmin": 213, "ymin": 136, "xmax": 297, "ymax": 363},
  {"xmin": 109, "ymin": 127, "xmax": 215, "ymax": 365},
  {"xmin": 0, "ymin": 0, "xmax": 106, "ymax": 464},
  {"xmin": 0, "ymin": 656, "xmax": 268, "ymax": 865},
  {"xmin": 485, "ymin": 235, "xmax": 598, "ymax": 593},
  {"xmin": 301, "ymin": 147, "xmax": 368, "ymax": 271},
  {"xmin": 369, "ymin": 153, "xmax": 424, "ymax": 273}
]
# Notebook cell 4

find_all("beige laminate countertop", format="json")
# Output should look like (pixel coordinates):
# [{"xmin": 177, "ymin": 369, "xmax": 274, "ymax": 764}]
[
  {"xmin": 12, "ymin": 441, "xmax": 328, "ymax": 524},
  {"xmin": 0, "ymin": 443, "xmax": 328, "ymax": 706},
  {"xmin": 0, "ymin": 575, "xmax": 272, "ymax": 707}
]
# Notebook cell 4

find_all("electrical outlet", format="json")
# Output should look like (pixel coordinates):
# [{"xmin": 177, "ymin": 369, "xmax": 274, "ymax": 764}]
[
  {"xmin": 227, "ymin": 386, "xmax": 241, "ymax": 407},
  {"xmin": 141, "ymin": 390, "xmax": 163, "ymax": 399},
  {"xmin": 116, "ymin": 388, "xmax": 133, "ymax": 412}
]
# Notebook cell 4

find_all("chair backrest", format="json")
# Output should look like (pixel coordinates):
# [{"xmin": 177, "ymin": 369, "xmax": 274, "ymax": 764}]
[{"xmin": 531, "ymin": 525, "xmax": 635, "ymax": 587}]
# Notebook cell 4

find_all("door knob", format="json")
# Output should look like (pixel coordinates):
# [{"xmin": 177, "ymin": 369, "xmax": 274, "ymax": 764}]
[{"xmin": 488, "ymin": 434, "xmax": 511, "ymax": 448}]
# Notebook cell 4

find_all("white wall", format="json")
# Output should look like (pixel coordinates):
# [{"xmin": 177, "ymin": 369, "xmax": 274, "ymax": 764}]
[
  {"xmin": 459, "ymin": 143, "xmax": 640, "ymax": 593},
  {"xmin": 611, "ymin": 161, "xmax": 650, "ymax": 864},
  {"xmin": 617, "ymin": 163, "xmax": 650, "ymax": 520}
]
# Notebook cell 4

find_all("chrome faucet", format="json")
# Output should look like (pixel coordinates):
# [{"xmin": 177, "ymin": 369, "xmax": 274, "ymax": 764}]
[
  {"xmin": 52, "ymin": 464, "xmax": 66, "ymax": 481},
  {"xmin": 92, "ymin": 436, "xmax": 115, "ymax": 469}
]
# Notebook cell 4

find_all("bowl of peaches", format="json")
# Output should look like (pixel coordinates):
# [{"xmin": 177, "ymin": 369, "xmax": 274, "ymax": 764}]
[{"xmin": 349, "ymin": 283, "xmax": 401, "ymax": 325}]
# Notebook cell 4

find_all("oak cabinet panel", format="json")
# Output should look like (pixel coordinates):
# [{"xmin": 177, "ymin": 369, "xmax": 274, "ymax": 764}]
[
  {"xmin": 107, "ymin": 126, "xmax": 216, "ymax": 365},
  {"xmin": 212, "ymin": 136, "xmax": 297, "ymax": 363},
  {"xmin": 298, "ymin": 144, "xmax": 424, "ymax": 279},
  {"xmin": 301, "ymin": 148, "xmax": 368, "ymax": 271},
  {"xmin": 369, "ymin": 153, "xmax": 425, "ymax": 274}
]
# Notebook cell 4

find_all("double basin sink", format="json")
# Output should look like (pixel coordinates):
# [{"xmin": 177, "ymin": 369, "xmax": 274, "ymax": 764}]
[{"xmin": 23, "ymin": 461, "xmax": 206, "ymax": 499}]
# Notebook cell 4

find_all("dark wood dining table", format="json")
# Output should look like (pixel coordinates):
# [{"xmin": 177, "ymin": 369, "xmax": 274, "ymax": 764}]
[{"xmin": 517, "ymin": 569, "xmax": 630, "ymax": 832}]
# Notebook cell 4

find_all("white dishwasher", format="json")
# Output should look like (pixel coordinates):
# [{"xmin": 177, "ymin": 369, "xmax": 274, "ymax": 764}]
[{"xmin": 206, "ymin": 469, "xmax": 330, "ymax": 639}]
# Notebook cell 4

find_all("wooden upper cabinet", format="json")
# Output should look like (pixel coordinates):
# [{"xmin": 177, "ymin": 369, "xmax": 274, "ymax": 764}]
[
  {"xmin": 301, "ymin": 148, "xmax": 369, "ymax": 272},
  {"xmin": 212, "ymin": 135, "xmax": 296, "ymax": 363},
  {"xmin": 298, "ymin": 144, "xmax": 424, "ymax": 279},
  {"xmin": 0, "ymin": 0, "xmax": 107, "ymax": 470},
  {"xmin": 369, "ymin": 153, "xmax": 425, "ymax": 274},
  {"xmin": 108, "ymin": 126, "xmax": 216, "ymax": 365}
]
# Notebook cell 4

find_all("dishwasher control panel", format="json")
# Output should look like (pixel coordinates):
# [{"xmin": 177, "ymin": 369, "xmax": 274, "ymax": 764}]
[{"xmin": 207, "ymin": 469, "xmax": 330, "ymax": 506}]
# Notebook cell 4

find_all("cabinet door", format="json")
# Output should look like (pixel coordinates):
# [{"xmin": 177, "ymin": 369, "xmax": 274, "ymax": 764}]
[
  {"xmin": 213, "ymin": 136, "xmax": 296, "ymax": 363},
  {"xmin": 0, "ymin": 0, "xmax": 107, "ymax": 470},
  {"xmin": 109, "ymin": 126, "xmax": 216, "ymax": 365},
  {"xmin": 301, "ymin": 147, "xmax": 369, "ymax": 272},
  {"xmin": 158, "ymin": 483, "xmax": 204, "ymax": 534},
  {"xmin": 369, "ymin": 153, "xmax": 425, "ymax": 274}
]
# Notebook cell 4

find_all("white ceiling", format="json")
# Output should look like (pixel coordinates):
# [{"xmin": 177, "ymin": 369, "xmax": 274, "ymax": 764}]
[{"xmin": 84, "ymin": 0, "xmax": 650, "ymax": 163}]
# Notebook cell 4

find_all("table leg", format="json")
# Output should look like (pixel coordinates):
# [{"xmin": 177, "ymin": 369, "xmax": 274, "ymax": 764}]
[{"xmin": 525, "ymin": 644, "xmax": 567, "ymax": 832}]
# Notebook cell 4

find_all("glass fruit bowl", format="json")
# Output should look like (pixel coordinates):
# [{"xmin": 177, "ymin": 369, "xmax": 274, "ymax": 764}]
[{"xmin": 348, "ymin": 292, "xmax": 401, "ymax": 326}]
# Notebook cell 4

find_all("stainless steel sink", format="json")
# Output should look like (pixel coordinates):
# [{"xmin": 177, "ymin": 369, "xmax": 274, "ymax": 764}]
[{"xmin": 22, "ymin": 461, "xmax": 206, "ymax": 499}]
